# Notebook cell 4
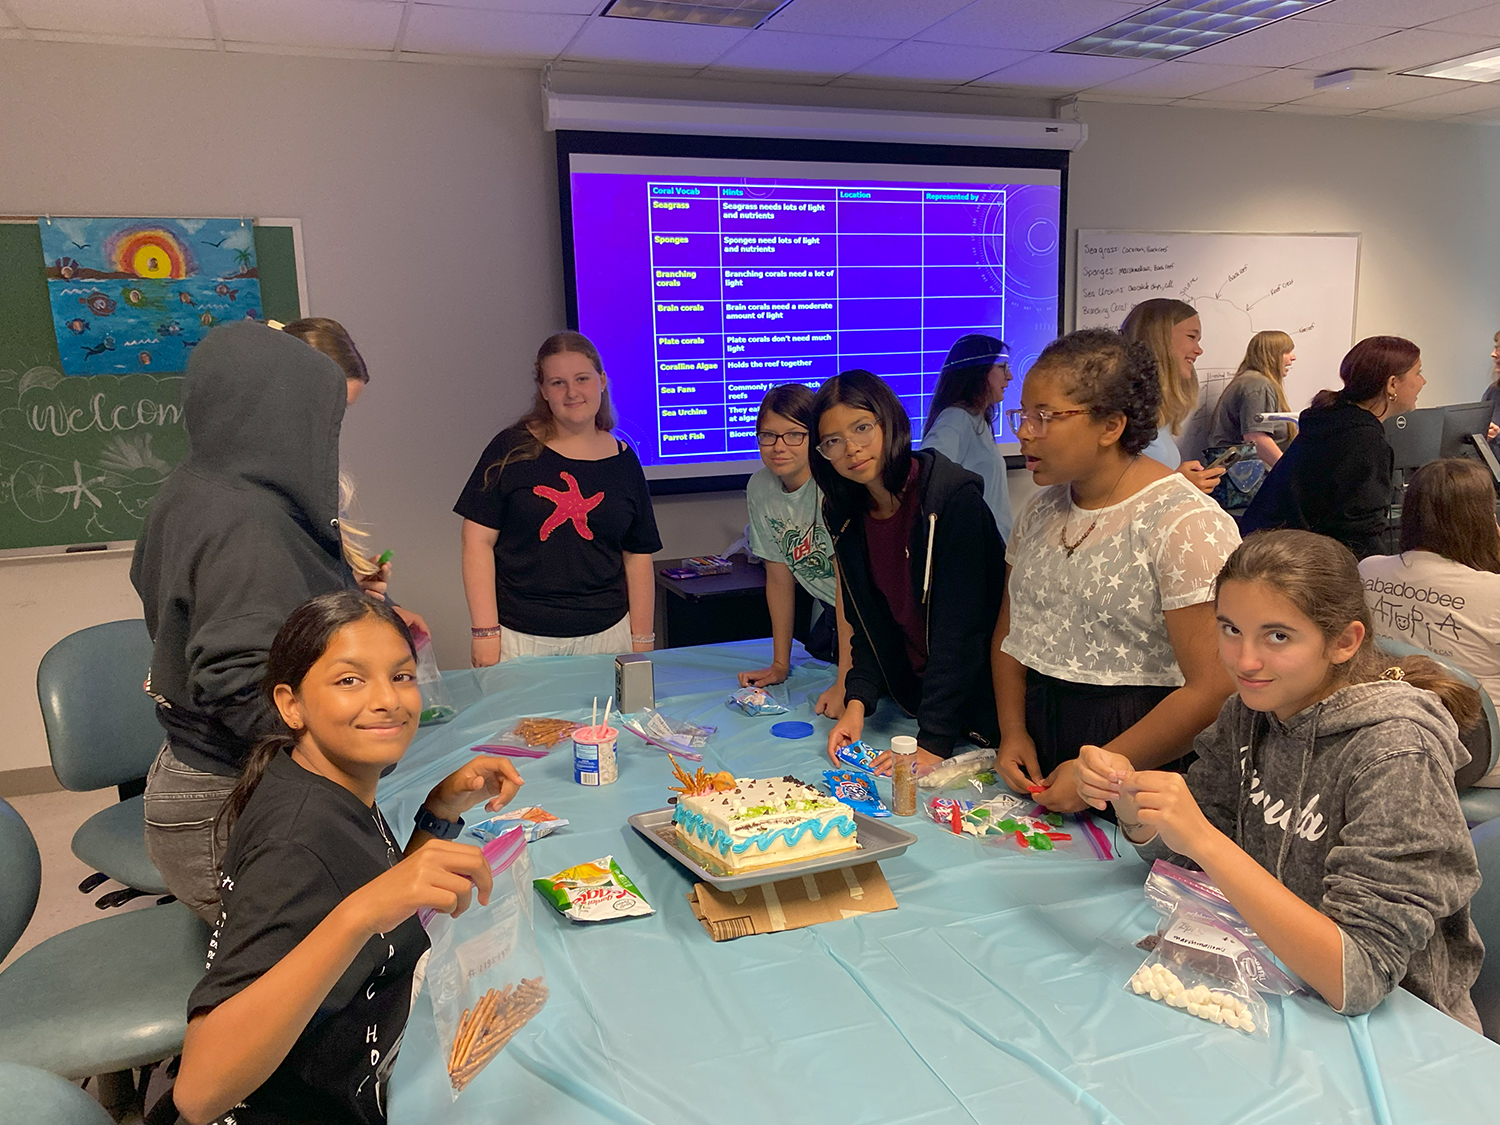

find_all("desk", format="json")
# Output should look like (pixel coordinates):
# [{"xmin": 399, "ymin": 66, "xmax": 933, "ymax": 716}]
[
  {"xmin": 654, "ymin": 557, "xmax": 814, "ymax": 648},
  {"xmin": 384, "ymin": 643, "xmax": 1500, "ymax": 1125}
]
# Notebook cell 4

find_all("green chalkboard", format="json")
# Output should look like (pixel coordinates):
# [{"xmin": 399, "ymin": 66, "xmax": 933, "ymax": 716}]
[{"xmin": 0, "ymin": 221, "xmax": 302, "ymax": 552}]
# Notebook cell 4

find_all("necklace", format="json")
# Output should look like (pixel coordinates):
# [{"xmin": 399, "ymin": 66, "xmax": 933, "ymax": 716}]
[{"xmin": 1059, "ymin": 457, "xmax": 1137, "ymax": 557}]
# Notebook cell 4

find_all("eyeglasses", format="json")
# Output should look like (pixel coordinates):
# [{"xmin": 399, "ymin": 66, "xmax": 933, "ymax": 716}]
[
  {"xmin": 816, "ymin": 420, "xmax": 880, "ymax": 459},
  {"xmin": 756, "ymin": 429, "xmax": 808, "ymax": 448},
  {"xmin": 1005, "ymin": 407, "xmax": 1094, "ymax": 437}
]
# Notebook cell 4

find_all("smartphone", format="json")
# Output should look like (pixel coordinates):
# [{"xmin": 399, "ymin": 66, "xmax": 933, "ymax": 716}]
[{"xmin": 1208, "ymin": 443, "xmax": 1256, "ymax": 470}]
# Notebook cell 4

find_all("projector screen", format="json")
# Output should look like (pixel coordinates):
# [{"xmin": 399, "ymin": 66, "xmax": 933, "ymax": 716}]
[{"xmin": 558, "ymin": 133, "xmax": 1067, "ymax": 488}]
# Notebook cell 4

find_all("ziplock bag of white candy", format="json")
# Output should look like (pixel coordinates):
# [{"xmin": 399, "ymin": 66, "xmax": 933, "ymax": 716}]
[
  {"xmin": 727, "ymin": 684, "xmax": 790, "ymax": 715},
  {"xmin": 617, "ymin": 706, "xmax": 715, "ymax": 761},
  {"xmin": 421, "ymin": 825, "xmax": 548, "ymax": 1097},
  {"xmin": 1127, "ymin": 904, "xmax": 1268, "ymax": 1037},
  {"xmin": 1142, "ymin": 860, "xmax": 1305, "ymax": 995}
]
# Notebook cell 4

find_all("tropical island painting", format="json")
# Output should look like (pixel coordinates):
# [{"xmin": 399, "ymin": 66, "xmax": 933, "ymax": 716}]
[{"xmin": 39, "ymin": 216, "xmax": 263, "ymax": 375}]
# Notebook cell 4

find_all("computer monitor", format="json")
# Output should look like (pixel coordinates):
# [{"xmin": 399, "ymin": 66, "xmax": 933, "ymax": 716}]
[
  {"xmin": 1439, "ymin": 401, "xmax": 1492, "ymax": 459},
  {"xmin": 1384, "ymin": 407, "xmax": 1445, "ymax": 472}
]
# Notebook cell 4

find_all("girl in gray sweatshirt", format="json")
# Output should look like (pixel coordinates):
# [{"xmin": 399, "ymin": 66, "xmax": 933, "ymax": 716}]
[{"xmin": 1079, "ymin": 529, "xmax": 1484, "ymax": 1031}]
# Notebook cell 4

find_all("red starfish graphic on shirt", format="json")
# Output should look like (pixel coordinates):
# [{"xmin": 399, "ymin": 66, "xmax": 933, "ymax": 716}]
[{"xmin": 533, "ymin": 471, "xmax": 604, "ymax": 541}]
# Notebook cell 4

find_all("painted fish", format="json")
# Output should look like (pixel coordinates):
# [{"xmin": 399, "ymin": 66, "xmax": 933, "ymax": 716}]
[
  {"xmin": 199, "ymin": 311, "xmax": 215, "ymax": 327},
  {"xmin": 156, "ymin": 321, "xmax": 183, "ymax": 337},
  {"xmin": 177, "ymin": 291, "xmax": 196, "ymax": 305},
  {"xmin": 123, "ymin": 287, "xmax": 146, "ymax": 306},
  {"xmin": 138, "ymin": 351, "xmax": 152, "ymax": 366},
  {"xmin": 81, "ymin": 292, "xmax": 118, "ymax": 317},
  {"xmin": 83, "ymin": 336, "xmax": 116, "ymax": 358},
  {"xmin": 65, "ymin": 317, "xmax": 89, "ymax": 335},
  {"xmin": 214, "ymin": 283, "xmax": 238, "ymax": 300}
]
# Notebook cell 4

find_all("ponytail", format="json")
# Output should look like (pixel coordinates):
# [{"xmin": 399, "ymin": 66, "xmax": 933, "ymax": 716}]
[
  {"xmin": 1371, "ymin": 657, "xmax": 1483, "ymax": 733},
  {"xmin": 216, "ymin": 591, "xmax": 413, "ymax": 834}
]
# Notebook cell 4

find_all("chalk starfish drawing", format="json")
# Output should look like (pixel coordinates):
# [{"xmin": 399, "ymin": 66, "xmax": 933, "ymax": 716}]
[
  {"xmin": 54, "ymin": 460, "xmax": 107, "ymax": 509},
  {"xmin": 533, "ymin": 472, "xmax": 603, "ymax": 541}
]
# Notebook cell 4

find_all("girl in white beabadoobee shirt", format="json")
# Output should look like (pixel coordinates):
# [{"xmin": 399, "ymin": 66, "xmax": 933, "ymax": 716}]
[{"xmin": 1078, "ymin": 530, "xmax": 1484, "ymax": 1031}]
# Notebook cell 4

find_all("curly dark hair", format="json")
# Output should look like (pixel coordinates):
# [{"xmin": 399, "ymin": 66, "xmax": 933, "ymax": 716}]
[{"xmin": 1029, "ymin": 328, "xmax": 1161, "ymax": 456}]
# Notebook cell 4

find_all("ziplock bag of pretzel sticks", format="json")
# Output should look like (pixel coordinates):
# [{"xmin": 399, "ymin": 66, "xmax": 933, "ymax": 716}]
[
  {"xmin": 410, "ymin": 626, "xmax": 457, "ymax": 725},
  {"xmin": 1142, "ymin": 860, "xmax": 1305, "ymax": 995},
  {"xmin": 1127, "ymin": 903, "xmax": 1269, "ymax": 1038},
  {"xmin": 421, "ymin": 826, "xmax": 548, "ymax": 1097}
]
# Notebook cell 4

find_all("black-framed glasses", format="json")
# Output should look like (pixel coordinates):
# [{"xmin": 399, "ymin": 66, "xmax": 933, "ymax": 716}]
[
  {"xmin": 816, "ymin": 420, "xmax": 880, "ymax": 459},
  {"xmin": 756, "ymin": 429, "xmax": 809, "ymax": 448},
  {"xmin": 1005, "ymin": 407, "xmax": 1094, "ymax": 437}
]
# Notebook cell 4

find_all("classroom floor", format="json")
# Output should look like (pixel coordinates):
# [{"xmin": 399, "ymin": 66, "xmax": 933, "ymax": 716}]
[{"xmin": 5, "ymin": 788, "xmax": 173, "ymax": 1123}]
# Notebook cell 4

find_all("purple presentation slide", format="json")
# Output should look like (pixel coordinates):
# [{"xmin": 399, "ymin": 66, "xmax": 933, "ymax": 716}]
[{"xmin": 569, "ymin": 160, "xmax": 1061, "ymax": 472}]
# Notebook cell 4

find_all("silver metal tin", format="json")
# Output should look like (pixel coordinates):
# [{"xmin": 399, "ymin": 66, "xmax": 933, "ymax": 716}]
[{"xmin": 615, "ymin": 653, "xmax": 654, "ymax": 713}]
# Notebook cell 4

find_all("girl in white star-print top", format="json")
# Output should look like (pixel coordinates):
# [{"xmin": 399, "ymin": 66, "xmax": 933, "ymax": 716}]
[{"xmin": 992, "ymin": 328, "xmax": 1241, "ymax": 814}]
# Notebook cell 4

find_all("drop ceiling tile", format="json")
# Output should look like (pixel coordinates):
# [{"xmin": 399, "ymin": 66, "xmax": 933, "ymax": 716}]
[
  {"xmin": 916, "ymin": 0, "xmax": 1143, "ymax": 52},
  {"xmin": 1074, "ymin": 93, "xmax": 1178, "ymax": 104},
  {"xmin": 1089, "ymin": 61, "xmax": 1272, "ymax": 97},
  {"xmin": 974, "ymin": 50, "xmax": 1157, "ymax": 92},
  {"xmin": 1206, "ymin": 66, "xmax": 1336, "ymax": 101},
  {"xmin": 413, "ymin": 0, "xmax": 598, "ymax": 12},
  {"xmin": 1307, "ymin": 0, "xmax": 1491, "ymax": 28},
  {"xmin": 848, "ymin": 40, "xmax": 1034, "ymax": 83},
  {"xmin": 1288, "ymin": 71, "xmax": 1459, "ymax": 108},
  {"xmin": 1185, "ymin": 16, "xmax": 1393, "ymax": 66},
  {"xmin": 1292, "ymin": 28, "xmax": 1499, "ymax": 71},
  {"xmin": 1456, "ymin": 104, "xmax": 1500, "ymax": 120},
  {"xmin": 1419, "ymin": 5, "xmax": 1500, "ymax": 36},
  {"xmin": 1173, "ymin": 97, "xmax": 1278, "ymax": 110},
  {"xmin": 765, "ymin": 0, "xmax": 973, "ymax": 40},
  {"xmin": 13, "ymin": 0, "xmax": 212, "ymax": 39},
  {"xmin": 216, "ymin": 0, "xmax": 404, "ymax": 50},
  {"xmin": 562, "ymin": 17, "xmax": 749, "ymax": 66},
  {"xmin": 1377, "ymin": 81, "xmax": 1500, "ymax": 114},
  {"xmin": 403, "ymin": 4, "xmax": 585, "ymax": 56},
  {"xmin": 711, "ymin": 29, "xmax": 902, "ymax": 75},
  {"xmin": 1, "ymin": 28, "xmax": 23, "ymax": 38},
  {"xmin": 1265, "ymin": 99, "xmax": 1368, "ymax": 114},
  {"xmin": 0, "ymin": 7, "xmax": 13, "ymax": 28}
]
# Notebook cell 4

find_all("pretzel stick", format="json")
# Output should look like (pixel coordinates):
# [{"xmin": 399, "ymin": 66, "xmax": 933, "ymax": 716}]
[
  {"xmin": 447, "ymin": 1005, "xmax": 475, "ymax": 1073},
  {"xmin": 451, "ymin": 989, "xmax": 498, "ymax": 1074}
]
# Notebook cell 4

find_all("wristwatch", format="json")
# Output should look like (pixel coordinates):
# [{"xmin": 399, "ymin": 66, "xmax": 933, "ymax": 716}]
[{"xmin": 414, "ymin": 805, "xmax": 465, "ymax": 841}]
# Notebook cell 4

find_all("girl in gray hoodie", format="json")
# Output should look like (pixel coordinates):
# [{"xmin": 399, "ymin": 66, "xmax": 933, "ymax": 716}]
[{"xmin": 1079, "ymin": 529, "xmax": 1484, "ymax": 1031}]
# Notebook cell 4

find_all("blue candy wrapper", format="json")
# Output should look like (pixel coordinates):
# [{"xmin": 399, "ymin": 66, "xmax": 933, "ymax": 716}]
[
  {"xmin": 835, "ymin": 740, "xmax": 880, "ymax": 771},
  {"xmin": 468, "ymin": 806, "xmax": 567, "ymax": 845},
  {"xmin": 727, "ymin": 685, "xmax": 790, "ymax": 716},
  {"xmin": 823, "ymin": 768, "xmax": 891, "ymax": 818}
]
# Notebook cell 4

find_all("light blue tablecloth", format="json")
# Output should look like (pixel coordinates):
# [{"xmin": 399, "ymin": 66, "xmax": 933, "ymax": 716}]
[{"xmin": 384, "ymin": 642, "xmax": 1500, "ymax": 1125}]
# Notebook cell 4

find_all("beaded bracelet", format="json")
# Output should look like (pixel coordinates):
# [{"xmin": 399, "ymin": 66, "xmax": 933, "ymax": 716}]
[
  {"xmin": 630, "ymin": 633, "xmax": 655, "ymax": 644},
  {"xmin": 471, "ymin": 625, "xmax": 503, "ymax": 639}
]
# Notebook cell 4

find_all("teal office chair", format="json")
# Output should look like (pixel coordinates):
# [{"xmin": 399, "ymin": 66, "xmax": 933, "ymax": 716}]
[
  {"xmin": 1470, "ymin": 817, "xmax": 1500, "ymax": 1042},
  {"xmin": 0, "ymin": 1062, "xmax": 115, "ymax": 1125},
  {"xmin": 37, "ymin": 619, "xmax": 170, "ymax": 908},
  {"xmin": 1375, "ymin": 638, "xmax": 1500, "ymax": 827},
  {"xmin": 0, "ymin": 797, "xmax": 209, "ymax": 1121}
]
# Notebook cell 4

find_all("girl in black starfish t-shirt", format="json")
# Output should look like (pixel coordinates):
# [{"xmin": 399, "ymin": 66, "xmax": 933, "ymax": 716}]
[{"xmin": 173, "ymin": 592, "xmax": 525, "ymax": 1125}]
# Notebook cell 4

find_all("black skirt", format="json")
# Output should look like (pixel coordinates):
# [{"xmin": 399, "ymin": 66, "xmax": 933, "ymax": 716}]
[{"xmin": 1024, "ymin": 668, "xmax": 1187, "ymax": 777}]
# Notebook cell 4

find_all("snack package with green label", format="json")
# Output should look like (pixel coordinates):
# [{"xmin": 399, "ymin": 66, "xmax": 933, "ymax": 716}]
[{"xmin": 534, "ymin": 856, "xmax": 654, "ymax": 923}]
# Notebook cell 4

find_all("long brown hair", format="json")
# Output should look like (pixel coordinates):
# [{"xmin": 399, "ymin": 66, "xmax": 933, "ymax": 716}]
[
  {"xmin": 1218, "ymin": 330, "xmax": 1297, "ymax": 440},
  {"xmin": 1120, "ymin": 299, "xmax": 1199, "ymax": 436},
  {"xmin": 1215, "ymin": 530, "xmax": 1480, "ymax": 730},
  {"xmin": 1400, "ymin": 458, "xmax": 1500, "ymax": 573},
  {"xmin": 218, "ymin": 592, "xmax": 414, "ymax": 834},
  {"xmin": 483, "ymin": 331, "xmax": 615, "ymax": 488},
  {"xmin": 1310, "ymin": 336, "xmax": 1419, "ymax": 411},
  {"xmin": 281, "ymin": 317, "xmax": 369, "ymax": 384}
]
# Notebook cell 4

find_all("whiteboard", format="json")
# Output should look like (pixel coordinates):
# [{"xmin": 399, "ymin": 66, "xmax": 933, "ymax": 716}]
[{"xmin": 1075, "ymin": 230, "xmax": 1359, "ymax": 458}]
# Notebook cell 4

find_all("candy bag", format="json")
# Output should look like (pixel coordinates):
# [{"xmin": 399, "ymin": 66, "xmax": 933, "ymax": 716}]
[
  {"xmin": 422, "ymin": 827, "xmax": 548, "ymax": 1097},
  {"xmin": 834, "ymin": 740, "xmax": 880, "ymax": 771},
  {"xmin": 727, "ymin": 685, "xmax": 790, "ymax": 716},
  {"xmin": 823, "ymin": 768, "xmax": 890, "ymax": 817},
  {"xmin": 410, "ymin": 626, "xmax": 456, "ymax": 725},
  {"xmin": 533, "ymin": 857, "xmax": 654, "ymax": 923},
  {"xmin": 618, "ymin": 707, "xmax": 714, "ymax": 761},
  {"xmin": 1127, "ymin": 904, "xmax": 1269, "ymax": 1038},
  {"xmin": 1142, "ymin": 860, "xmax": 1305, "ymax": 995},
  {"xmin": 468, "ymin": 806, "xmax": 567, "ymax": 845}
]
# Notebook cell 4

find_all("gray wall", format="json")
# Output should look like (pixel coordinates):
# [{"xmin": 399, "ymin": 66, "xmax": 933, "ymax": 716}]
[{"xmin": 2, "ymin": 39, "xmax": 1497, "ymax": 776}]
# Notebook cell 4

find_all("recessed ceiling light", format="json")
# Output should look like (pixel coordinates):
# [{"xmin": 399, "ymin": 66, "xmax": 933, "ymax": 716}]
[
  {"xmin": 602, "ymin": 0, "xmax": 791, "ymax": 30},
  {"xmin": 1402, "ymin": 47, "xmax": 1500, "ymax": 83},
  {"xmin": 1056, "ymin": 0, "xmax": 1336, "ymax": 62}
]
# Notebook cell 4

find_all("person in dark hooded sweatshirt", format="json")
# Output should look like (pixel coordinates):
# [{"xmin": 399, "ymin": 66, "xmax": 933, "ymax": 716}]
[
  {"xmin": 1079, "ymin": 530, "xmax": 1484, "ymax": 1031},
  {"xmin": 134, "ymin": 320, "xmax": 362, "ymax": 921},
  {"xmin": 814, "ymin": 370, "xmax": 1005, "ymax": 777},
  {"xmin": 1242, "ymin": 336, "xmax": 1425, "ymax": 559}
]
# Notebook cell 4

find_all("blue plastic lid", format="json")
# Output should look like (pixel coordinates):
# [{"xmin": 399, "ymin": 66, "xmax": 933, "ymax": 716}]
[{"xmin": 771, "ymin": 720, "xmax": 815, "ymax": 739}]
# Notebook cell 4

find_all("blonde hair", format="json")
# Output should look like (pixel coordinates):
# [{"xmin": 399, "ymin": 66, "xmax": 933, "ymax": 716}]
[
  {"xmin": 483, "ymin": 331, "xmax": 615, "ymax": 488},
  {"xmin": 336, "ymin": 473, "xmax": 381, "ymax": 579},
  {"xmin": 1120, "ymin": 299, "xmax": 1199, "ymax": 436},
  {"xmin": 1221, "ymin": 330, "xmax": 1296, "ymax": 439}
]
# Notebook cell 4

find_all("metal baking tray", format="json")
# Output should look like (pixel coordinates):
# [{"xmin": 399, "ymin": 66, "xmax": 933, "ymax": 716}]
[{"xmin": 627, "ymin": 806, "xmax": 918, "ymax": 892}]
